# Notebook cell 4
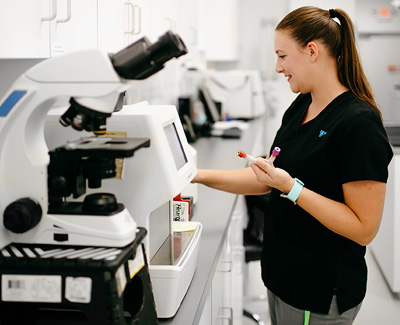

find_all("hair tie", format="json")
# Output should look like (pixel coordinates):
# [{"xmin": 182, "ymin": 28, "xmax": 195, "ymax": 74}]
[{"xmin": 329, "ymin": 9, "xmax": 336, "ymax": 18}]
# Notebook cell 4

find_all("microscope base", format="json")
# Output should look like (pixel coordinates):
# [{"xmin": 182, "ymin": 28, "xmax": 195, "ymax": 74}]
[
  {"xmin": 16, "ymin": 208, "xmax": 138, "ymax": 248},
  {"xmin": 0, "ymin": 228, "xmax": 157, "ymax": 325}
]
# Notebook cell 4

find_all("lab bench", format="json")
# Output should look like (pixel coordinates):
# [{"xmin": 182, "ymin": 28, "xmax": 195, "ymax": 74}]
[{"xmin": 160, "ymin": 116, "xmax": 264, "ymax": 325}]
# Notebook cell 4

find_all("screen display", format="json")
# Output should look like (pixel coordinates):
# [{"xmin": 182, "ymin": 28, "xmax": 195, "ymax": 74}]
[{"xmin": 164, "ymin": 122, "xmax": 188, "ymax": 170}]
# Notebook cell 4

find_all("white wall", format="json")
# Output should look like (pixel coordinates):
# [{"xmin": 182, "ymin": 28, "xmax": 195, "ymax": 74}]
[
  {"xmin": 236, "ymin": 0, "xmax": 295, "ymax": 151},
  {"xmin": 288, "ymin": 0, "xmax": 356, "ymax": 18}
]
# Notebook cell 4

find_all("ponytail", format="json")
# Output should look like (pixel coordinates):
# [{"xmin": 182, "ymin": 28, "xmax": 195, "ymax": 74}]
[
  {"xmin": 276, "ymin": 6, "xmax": 381, "ymax": 118},
  {"xmin": 333, "ymin": 9, "xmax": 380, "ymax": 116}
]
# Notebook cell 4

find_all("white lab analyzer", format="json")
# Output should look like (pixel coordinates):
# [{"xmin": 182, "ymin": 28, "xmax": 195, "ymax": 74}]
[
  {"xmin": 204, "ymin": 69, "xmax": 266, "ymax": 119},
  {"xmin": 45, "ymin": 103, "xmax": 202, "ymax": 318},
  {"xmin": 0, "ymin": 31, "xmax": 187, "ymax": 250}
]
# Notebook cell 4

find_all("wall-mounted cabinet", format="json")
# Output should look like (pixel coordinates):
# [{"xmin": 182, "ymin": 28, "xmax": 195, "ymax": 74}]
[
  {"xmin": 150, "ymin": 0, "xmax": 179, "ymax": 42},
  {"xmin": 0, "ymin": 0, "xmax": 97, "ymax": 59},
  {"xmin": 178, "ymin": 0, "xmax": 199, "ymax": 58},
  {"xmin": 0, "ymin": 0, "xmax": 204, "ymax": 60},
  {"xmin": 0, "ymin": 0, "xmax": 51, "ymax": 58},
  {"xmin": 98, "ymin": 0, "xmax": 150, "ymax": 54},
  {"xmin": 50, "ymin": 0, "xmax": 97, "ymax": 57}
]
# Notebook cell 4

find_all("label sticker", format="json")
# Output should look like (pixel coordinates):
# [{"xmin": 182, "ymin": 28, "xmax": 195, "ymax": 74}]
[
  {"xmin": 1, "ymin": 274, "xmax": 62, "ymax": 303},
  {"xmin": 65, "ymin": 277, "xmax": 92, "ymax": 304},
  {"xmin": 51, "ymin": 43, "xmax": 65, "ymax": 56},
  {"xmin": 128, "ymin": 246, "xmax": 145, "ymax": 278},
  {"xmin": 115, "ymin": 265, "xmax": 127, "ymax": 297}
]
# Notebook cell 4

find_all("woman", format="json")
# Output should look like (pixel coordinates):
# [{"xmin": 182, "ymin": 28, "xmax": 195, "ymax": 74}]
[{"xmin": 193, "ymin": 6, "xmax": 393, "ymax": 325}]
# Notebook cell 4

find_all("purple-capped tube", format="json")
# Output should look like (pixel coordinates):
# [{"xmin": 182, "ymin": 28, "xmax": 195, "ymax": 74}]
[{"xmin": 267, "ymin": 147, "xmax": 281, "ymax": 164}]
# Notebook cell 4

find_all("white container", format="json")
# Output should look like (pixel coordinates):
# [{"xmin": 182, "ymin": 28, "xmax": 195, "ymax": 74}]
[{"xmin": 149, "ymin": 221, "xmax": 202, "ymax": 318}]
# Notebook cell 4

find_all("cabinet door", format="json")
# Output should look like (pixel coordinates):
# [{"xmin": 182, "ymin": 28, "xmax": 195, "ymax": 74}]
[
  {"xmin": 50, "ymin": 0, "xmax": 97, "ymax": 57},
  {"xmin": 129, "ymin": 0, "xmax": 151, "ymax": 43},
  {"xmin": 179, "ymin": 0, "xmax": 199, "ymax": 58},
  {"xmin": 230, "ymin": 198, "xmax": 246, "ymax": 325},
  {"xmin": 150, "ymin": 0, "xmax": 179, "ymax": 42},
  {"xmin": 212, "ymin": 234, "xmax": 233, "ymax": 325},
  {"xmin": 98, "ymin": 0, "xmax": 129, "ymax": 54},
  {"xmin": 98, "ymin": 0, "xmax": 150, "ymax": 54},
  {"xmin": 0, "ymin": 0, "xmax": 51, "ymax": 58}
]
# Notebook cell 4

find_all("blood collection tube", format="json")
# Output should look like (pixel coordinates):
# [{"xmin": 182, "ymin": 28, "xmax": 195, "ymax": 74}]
[
  {"xmin": 267, "ymin": 147, "xmax": 281, "ymax": 164},
  {"xmin": 237, "ymin": 147, "xmax": 281, "ymax": 165},
  {"xmin": 236, "ymin": 150, "xmax": 257, "ymax": 164}
]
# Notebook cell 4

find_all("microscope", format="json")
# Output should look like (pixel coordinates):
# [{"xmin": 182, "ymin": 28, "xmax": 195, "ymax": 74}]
[
  {"xmin": 0, "ymin": 31, "xmax": 187, "ymax": 250},
  {"xmin": 46, "ymin": 102, "xmax": 201, "ymax": 318}
]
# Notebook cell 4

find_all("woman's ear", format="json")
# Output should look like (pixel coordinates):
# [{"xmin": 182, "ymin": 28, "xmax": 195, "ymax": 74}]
[{"xmin": 307, "ymin": 41, "xmax": 319, "ymax": 62}]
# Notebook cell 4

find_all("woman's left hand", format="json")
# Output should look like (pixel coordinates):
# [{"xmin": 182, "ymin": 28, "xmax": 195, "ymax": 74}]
[{"xmin": 250, "ymin": 158, "xmax": 294, "ymax": 194}]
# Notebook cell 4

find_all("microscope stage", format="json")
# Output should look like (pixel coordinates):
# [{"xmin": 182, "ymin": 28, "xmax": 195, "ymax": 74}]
[{"xmin": 59, "ymin": 137, "xmax": 151, "ymax": 158}]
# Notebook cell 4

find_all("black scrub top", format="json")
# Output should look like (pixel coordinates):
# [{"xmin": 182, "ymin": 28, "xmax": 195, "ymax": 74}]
[{"xmin": 261, "ymin": 91, "xmax": 393, "ymax": 314}]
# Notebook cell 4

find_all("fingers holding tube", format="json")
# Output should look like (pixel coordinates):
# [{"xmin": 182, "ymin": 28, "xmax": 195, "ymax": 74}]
[{"xmin": 250, "ymin": 158, "xmax": 293, "ymax": 193}]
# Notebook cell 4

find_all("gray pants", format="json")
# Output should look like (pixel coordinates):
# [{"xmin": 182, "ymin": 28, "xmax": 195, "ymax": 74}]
[{"xmin": 267, "ymin": 289, "xmax": 362, "ymax": 325}]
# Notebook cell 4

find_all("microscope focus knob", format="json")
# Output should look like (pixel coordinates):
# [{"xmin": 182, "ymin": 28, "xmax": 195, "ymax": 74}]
[{"xmin": 3, "ymin": 198, "xmax": 42, "ymax": 233}]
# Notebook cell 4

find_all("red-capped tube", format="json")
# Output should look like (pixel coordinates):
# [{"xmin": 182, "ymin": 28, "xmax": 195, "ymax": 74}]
[{"xmin": 236, "ymin": 150, "xmax": 257, "ymax": 164}]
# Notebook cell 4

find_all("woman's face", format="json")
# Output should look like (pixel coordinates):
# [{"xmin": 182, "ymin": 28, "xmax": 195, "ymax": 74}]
[{"xmin": 274, "ymin": 30, "xmax": 311, "ymax": 94}]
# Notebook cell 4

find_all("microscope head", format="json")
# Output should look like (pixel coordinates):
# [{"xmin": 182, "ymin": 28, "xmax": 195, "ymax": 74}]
[{"xmin": 58, "ymin": 31, "xmax": 187, "ymax": 135}]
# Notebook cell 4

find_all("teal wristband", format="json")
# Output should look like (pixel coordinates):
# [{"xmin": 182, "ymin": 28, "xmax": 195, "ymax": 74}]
[{"xmin": 280, "ymin": 178, "xmax": 304, "ymax": 205}]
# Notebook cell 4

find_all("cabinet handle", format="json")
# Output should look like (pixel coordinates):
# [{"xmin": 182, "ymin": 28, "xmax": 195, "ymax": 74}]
[
  {"xmin": 56, "ymin": 0, "xmax": 72, "ymax": 24},
  {"xmin": 218, "ymin": 307, "xmax": 233, "ymax": 325},
  {"xmin": 189, "ymin": 26, "xmax": 197, "ymax": 46},
  {"xmin": 124, "ymin": 2, "xmax": 135, "ymax": 34},
  {"xmin": 220, "ymin": 260, "xmax": 232, "ymax": 273},
  {"xmin": 131, "ymin": 5, "xmax": 141, "ymax": 35},
  {"xmin": 42, "ymin": 0, "xmax": 57, "ymax": 21},
  {"xmin": 165, "ymin": 17, "xmax": 176, "ymax": 32}
]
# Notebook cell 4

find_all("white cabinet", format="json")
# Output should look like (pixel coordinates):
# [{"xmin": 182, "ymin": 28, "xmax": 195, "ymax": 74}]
[
  {"xmin": 230, "ymin": 198, "xmax": 245, "ymax": 325},
  {"xmin": 50, "ymin": 0, "xmax": 97, "ymax": 57},
  {"xmin": 0, "ymin": 0, "xmax": 97, "ymax": 59},
  {"xmin": 97, "ymin": 0, "xmax": 132, "ymax": 54},
  {"xmin": 213, "ymin": 234, "xmax": 233, "ymax": 325},
  {"xmin": 0, "ymin": 0, "xmax": 51, "ymax": 58},
  {"xmin": 199, "ymin": 196, "xmax": 245, "ymax": 325},
  {"xmin": 98, "ymin": 0, "xmax": 150, "ymax": 54},
  {"xmin": 370, "ymin": 150, "xmax": 400, "ymax": 292},
  {"xmin": 198, "ymin": 0, "xmax": 240, "ymax": 61},
  {"xmin": 178, "ymin": 0, "xmax": 199, "ymax": 58},
  {"xmin": 150, "ymin": 0, "xmax": 179, "ymax": 41},
  {"xmin": 0, "ymin": 0, "xmax": 193, "ymax": 58}
]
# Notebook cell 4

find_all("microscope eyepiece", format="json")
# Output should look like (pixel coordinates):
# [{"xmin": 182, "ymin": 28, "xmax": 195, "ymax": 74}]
[
  {"xmin": 111, "ymin": 31, "xmax": 188, "ymax": 80},
  {"xmin": 147, "ymin": 31, "xmax": 188, "ymax": 66}
]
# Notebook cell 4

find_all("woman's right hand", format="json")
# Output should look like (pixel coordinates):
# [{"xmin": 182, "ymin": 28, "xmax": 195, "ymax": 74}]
[{"xmin": 250, "ymin": 158, "xmax": 294, "ymax": 194}]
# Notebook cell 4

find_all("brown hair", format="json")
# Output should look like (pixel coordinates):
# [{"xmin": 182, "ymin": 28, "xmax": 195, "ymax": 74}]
[{"xmin": 276, "ymin": 6, "xmax": 381, "ymax": 117}]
